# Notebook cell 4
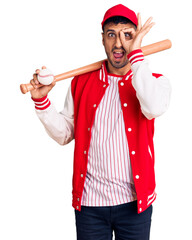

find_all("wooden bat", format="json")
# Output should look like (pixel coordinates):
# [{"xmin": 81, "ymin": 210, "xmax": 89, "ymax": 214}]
[{"xmin": 20, "ymin": 39, "xmax": 172, "ymax": 94}]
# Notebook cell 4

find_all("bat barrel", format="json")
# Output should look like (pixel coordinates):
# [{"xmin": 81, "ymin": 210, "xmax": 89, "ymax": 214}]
[{"xmin": 142, "ymin": 39, "xmax": 172, "ymax": 56}]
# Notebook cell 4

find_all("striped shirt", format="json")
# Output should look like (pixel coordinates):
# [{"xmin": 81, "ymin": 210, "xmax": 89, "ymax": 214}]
[{"xmin": 81, "ymin": 74, "xmax": 137, "ymax": 206}]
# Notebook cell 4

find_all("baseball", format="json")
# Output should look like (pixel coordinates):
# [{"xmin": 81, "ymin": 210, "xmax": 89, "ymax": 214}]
[{"xmin": 37, "ymin": 68, "xmax": 54, "ymax": 85}]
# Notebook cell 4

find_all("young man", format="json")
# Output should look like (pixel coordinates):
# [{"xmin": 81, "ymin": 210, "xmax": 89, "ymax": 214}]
[{"xmin": 30, "ymin": 4, "xmax": 171, "ymax": 240}]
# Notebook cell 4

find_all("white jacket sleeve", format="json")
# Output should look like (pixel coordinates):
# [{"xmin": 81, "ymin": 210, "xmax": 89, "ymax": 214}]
[
  {"xmin": 128, "ymin": 49, "xmax": 171, "ymax": 120},
  {"xmin": 32, "ymin": 84, "xmax": 74, "ymax": 145}
]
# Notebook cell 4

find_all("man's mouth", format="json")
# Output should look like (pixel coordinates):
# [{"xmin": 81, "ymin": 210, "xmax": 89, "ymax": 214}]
[{"xmin": 113, "ymin": 51, "xmax": 125, "ymax": 60}]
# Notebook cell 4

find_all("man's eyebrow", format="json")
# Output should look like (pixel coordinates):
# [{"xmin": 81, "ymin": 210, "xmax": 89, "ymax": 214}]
[{"xmin": 106, "ymin": 29, "xmax": 116, "ymax": 33}]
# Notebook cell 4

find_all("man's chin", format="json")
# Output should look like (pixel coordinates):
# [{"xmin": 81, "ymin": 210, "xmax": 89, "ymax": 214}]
[{"xmin": 110, "ymin": 59, "xmax": 129, "ymax": 69}]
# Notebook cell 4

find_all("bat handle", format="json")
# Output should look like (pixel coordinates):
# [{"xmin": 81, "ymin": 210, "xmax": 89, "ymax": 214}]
[{"xmin": 20, "ymin": 82, "xmax": 44, "ymax": 94}]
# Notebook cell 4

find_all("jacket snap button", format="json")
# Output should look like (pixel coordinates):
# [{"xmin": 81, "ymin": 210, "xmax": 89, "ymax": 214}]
[
  {"xmin": 77, "ymin": 206, "xmax": 79, "ymax": 210},
  {"xmin": 123, "ymin": 103, "xmax": 128, "ymax": 107},
  {"xmin": 103, "ymin": 84, "xmax": 106, "ymax": 87},
  {"xmin": 139, "ymin": 208, "xmax": 142, "ymax": 212},
  {"xmin": 93, "ymin": 104, "xmax": 97, "ymax": 107},
  {"xmin": 131, "ymin": 151, "xmax": 135, "ymax": 155},
  {"xmin": 81, "ymin": 174, "xmax": 84, "ymax": 178},
  {"xmin": 139, "ymin": 200, "xmax": 142, "ymax": 204},
  {"xmin": 135, "ymin": 175, "xmax": 139, "ymax": 179},
  {"xmin": 120, "ymin": 82, "xmax": 124, "ymax": 86},
  {"xmin": 84, "ymin": 150, "xmax": 87, "ymax": 154},
  {"xmin": 128, "ymin": 128, "xmax": 132, "ymax": 132},
  {"xmin": 77, "ymin": 198, "xmax": 80, "ymax": 201}
]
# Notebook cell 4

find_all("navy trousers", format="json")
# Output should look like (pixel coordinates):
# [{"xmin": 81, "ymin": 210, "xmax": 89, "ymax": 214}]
[{"xmin": 75, "ymin": 201, "xmax": 152, "ymax": 240}]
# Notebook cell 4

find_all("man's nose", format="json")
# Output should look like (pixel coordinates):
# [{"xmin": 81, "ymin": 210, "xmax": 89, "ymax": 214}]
[{"xmin": 115, "ymin": 36, "xmax": 122, "ymax": 48}]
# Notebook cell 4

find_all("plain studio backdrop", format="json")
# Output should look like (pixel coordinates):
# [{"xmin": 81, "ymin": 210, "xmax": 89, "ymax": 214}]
[{"xmin": 0, "ymin": 0, "xmax": 191, "ymax": 239}]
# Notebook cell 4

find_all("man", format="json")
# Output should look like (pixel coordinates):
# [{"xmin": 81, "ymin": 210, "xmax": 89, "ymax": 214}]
[{"xmin": 30, "ymin": 4, "xmax": 171, "ymax": 240}]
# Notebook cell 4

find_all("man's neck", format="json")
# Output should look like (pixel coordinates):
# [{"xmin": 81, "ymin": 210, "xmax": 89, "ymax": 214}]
[{"xmin": 106, "ymin": 61, "xmax": 130, "ymax": 76}]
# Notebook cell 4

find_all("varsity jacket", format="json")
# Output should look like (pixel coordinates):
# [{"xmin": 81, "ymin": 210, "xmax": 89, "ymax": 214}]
[{"xmin": 33, "ymin": 49, "xmax": 171, "ymax": 213}]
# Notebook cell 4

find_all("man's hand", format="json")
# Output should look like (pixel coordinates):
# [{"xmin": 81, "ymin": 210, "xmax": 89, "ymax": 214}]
[
  {"xmin": 30, "ymin": 66, "xmax": 56, "ymax": 99},
  {"xmin": 120, "ymin": 13, "xmax": 155, "ymax": 54}
]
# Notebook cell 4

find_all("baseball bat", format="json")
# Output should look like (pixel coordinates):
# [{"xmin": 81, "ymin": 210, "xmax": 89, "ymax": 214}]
[{"xmin": 20, "ymin": 39, "xmax": 172, "ymax": 94}]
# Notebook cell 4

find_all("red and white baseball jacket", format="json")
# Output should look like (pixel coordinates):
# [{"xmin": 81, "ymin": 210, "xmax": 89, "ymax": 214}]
[{"xmin": 32, "ymin": 49, "xmax": 171, "ymax": 213}]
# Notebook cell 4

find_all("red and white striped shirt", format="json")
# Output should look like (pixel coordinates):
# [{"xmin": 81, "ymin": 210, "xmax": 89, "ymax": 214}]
[{"xmin": 81, "ymin": 74, "xmax": 137, "ymax": 206}]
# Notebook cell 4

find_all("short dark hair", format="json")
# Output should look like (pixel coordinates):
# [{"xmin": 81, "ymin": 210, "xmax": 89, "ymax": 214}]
[{"xmin": 102, "ymin": 16, "xmax": 137, "ymax": 31}]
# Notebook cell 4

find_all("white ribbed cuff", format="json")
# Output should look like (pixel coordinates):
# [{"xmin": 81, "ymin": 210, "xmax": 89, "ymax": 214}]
[
  {"xmin": 127, "ymin": 49, "xmax": 144, "ymax": 65},
  {"xmin": 31, "ymin": 95, "xmax": 51, "ymax": 110}
]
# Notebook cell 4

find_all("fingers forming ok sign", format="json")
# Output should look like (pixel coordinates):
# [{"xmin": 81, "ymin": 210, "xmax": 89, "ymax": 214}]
[{"xmin": 120, "ymin": 13, "xmax": 155, "ymax": 54}]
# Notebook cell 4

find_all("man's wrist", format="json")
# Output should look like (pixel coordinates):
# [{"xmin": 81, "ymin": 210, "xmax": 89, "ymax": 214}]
[
  {"xmin": 31, "ymin": 95, "xmax": 51, "ymax": 110},
  {"xmin": 127, "ymin": 49, "xmax": 144, "ymax": 65}
]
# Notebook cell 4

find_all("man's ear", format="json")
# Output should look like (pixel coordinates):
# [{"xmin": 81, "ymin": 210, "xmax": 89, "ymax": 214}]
[{"xmin": 101, "ymin": 32, "xmax": 104, "ymax": 46}]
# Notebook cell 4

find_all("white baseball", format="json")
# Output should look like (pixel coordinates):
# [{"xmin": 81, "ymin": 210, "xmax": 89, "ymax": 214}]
[{"xmin": 37, "ymin": 68, "xmax": 54, "ymax": 85}]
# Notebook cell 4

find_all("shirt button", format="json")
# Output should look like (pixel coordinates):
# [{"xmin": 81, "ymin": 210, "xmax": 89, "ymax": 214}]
[
  {"xmin": 76, "ymin": 206, "xmax": 79, "ymax": 210},
  {"xmin": 131, "ymin": 151, "xmax": 135, "ymax": 155},
  {"xmin": 93, "ymin": 104, "xmax": 97, "ymax": 107},
  {"xmin": 120, "ymin": 82, "xmax": 124, "ymax": 86},
  {"xmin": 123, "ymin": 103, "xmax": 128, "ymax": 107},
  {"xmin": 81, "ymin": 174, "xmax": 84, "ymax": 178},
  {"xmin": 128, "ymin": 128, "xmax": 132, "ymax": 132},
  {"xmin": 135, "ymin": 175, "xmax": 140, "ymax": 179}
]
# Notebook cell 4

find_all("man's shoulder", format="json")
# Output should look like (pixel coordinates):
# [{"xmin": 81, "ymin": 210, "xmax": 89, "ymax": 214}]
[
  {"xmin": 72, "ymin": 68, "xmax": 100, "ymax": 83},
  {"xmin": 71, "ymin": 68, "xmax": 101, "ymax": 95}
]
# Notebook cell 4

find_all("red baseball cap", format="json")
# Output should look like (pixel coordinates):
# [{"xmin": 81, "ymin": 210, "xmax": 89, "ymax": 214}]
[{"xmin": 101, "ymin": 4, "xmax": 138, "ymax": 28}]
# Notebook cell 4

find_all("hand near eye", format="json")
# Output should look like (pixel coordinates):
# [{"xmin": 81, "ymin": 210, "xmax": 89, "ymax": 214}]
[{"xmin": 120, "ymin": 13, "xmax": 155, "ymax": 54}]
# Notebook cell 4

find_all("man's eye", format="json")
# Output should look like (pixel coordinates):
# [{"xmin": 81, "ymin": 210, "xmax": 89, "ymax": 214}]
[
  {"xmin": 124, "ymin": 33, "xmax": 131, "ymax": 38},
  {"xmin": 108, "ymin": 33, "xmax": 115, "ymax": 37}
]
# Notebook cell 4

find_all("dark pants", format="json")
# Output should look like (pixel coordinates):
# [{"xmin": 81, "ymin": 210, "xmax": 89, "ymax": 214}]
[{"xmin": 75, "ymin": 201, "xmax": 152, "ymax": 240}]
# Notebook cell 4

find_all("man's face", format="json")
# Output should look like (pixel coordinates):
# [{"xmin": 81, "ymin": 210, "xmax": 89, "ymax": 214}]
[{"xmin": 102, "ymin": 22, "xmax": 136, "ymax": 70}]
